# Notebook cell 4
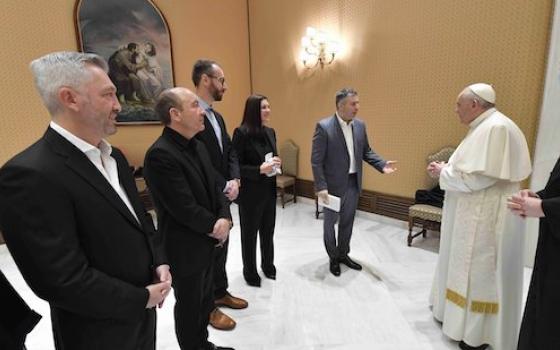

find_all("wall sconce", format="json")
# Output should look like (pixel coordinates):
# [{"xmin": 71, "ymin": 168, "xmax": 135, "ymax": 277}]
[{"xmin": 300, "ymin": 27, "xmax": 340, "ymax": 69}]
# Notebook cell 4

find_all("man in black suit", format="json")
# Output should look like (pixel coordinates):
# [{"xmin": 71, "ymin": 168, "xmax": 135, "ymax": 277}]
[
  {"xmin": 192, "ymin": 59, "xmax": 248, "ymax": 330},
  {"xmin": 0, "ymin": 51, "xmax": 172, "ymax": 349},
  {"xmin": 144, "ymin": 87, "xmax": 234, "ymax": 350}
]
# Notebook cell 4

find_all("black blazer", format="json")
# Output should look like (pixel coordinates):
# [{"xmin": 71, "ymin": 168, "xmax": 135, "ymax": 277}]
[
  {"xmin": 195, "ymin": 109, "xmax": 240, "ymax": 190},
  {"xmin": 232, "ymin": 126, "xmax": 278, "ymax": 205},
  {"xmin": 144, "ymin": 127, "xmax": 231, "ymax": 277},
  {"xmin": 519, "ymin": 158, "xmax": 560, "ymax": 348},
  {"xmin": 0, "ymin": 128, "xmax": 164, "ymax": 349}
]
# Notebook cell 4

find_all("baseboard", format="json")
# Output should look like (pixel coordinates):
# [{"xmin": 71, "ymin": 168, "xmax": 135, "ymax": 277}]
[
  {"xmin": 296, "ymin": 178, "xmax": 414, "ymax": 222},
  {"xmin": 0, "ymin": 179, "xmax": 414, "ymax": 247}
]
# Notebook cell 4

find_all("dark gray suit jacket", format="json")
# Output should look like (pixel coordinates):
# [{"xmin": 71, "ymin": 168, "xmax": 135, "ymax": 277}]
[{"xmin": 311, "ymin": 114, "xmax": 386, "ymax": 197}]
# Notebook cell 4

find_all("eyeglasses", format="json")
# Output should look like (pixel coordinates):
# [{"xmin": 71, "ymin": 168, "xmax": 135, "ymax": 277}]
[{"xmin": 208, "ymin": 75, "xmax": 226, "ymax": 85}]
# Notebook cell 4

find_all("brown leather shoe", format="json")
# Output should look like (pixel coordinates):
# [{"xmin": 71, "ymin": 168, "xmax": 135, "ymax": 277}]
[
  {"xmin": 209, "ymin": 308, "xmax": 236, "ymax": 331},
  {"xmin": 215, "ymin": 292, "xmax": 248, "ymax": 309}
]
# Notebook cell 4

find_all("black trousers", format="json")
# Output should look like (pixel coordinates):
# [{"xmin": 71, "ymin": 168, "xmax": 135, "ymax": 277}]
[
  {"xmin": 212, "ymin": 235, "xmax": 229, "ymax": 299},
  {"xmin": 239, "ymin": 190, "xmax": 276, "ymax": 278},
  {"xmin": 173, "ymin": 264, "xmax": 215, "ymax": 350}
]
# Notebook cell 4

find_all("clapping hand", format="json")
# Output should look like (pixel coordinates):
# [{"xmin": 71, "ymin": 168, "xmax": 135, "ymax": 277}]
[
  {"xmin": 507, "ymin": 190, "xmax": 544, "ymax": 218},
  {"xmin": 427, "ymin": 161, "xmax": 445, "ymax": 178}
]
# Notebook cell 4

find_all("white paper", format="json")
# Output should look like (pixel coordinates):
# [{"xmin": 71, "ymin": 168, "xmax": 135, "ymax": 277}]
[
  {"xmin": 265, "ymin": 152, "xmax": 282, "ymax": 177},
  {"xmin": 318, "ymin": 194, "xmax": 341, "ymax": 212}
]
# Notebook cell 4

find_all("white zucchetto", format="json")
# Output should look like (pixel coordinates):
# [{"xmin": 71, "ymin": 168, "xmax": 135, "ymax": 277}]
[{"xmin": 467, "ymin": 83, "xmax": 496, "ymax": 104}]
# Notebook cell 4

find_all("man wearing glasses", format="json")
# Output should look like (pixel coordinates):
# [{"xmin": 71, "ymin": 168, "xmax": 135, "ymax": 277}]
[{"xmin": 192, "ymin": 59, "xmax": 248, "ymax": 331}]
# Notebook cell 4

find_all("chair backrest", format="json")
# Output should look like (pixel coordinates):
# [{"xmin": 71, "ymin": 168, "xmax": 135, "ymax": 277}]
[
  {"xmin": 427, "ymin": 147, "xmax": 455, "ymax": 164},
  {"xmin": 426, "ymin": 146, "xmax": 455, "ymax": 187},
  {"xmin": 279, "ymin": 139, "xmax": 299, "ymax": 176}
]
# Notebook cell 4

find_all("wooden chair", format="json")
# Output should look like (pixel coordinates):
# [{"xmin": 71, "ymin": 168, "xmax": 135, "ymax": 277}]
[
  {"xmin": 135, "ymin": 177, "xmax": 155, "ymax": 211},
  {"xmin": 407, "ymin": 147, "xmax": 455, "ymax": 246},
  {"xmin": 276, "ymin": 140, "xmax": 299, "ymax": 208}
]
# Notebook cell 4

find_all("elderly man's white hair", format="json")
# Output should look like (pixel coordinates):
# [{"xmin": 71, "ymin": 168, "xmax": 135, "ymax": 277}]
[{"xmin": 29, "ymin": 51, "xmax": 108, "ymax": 115}]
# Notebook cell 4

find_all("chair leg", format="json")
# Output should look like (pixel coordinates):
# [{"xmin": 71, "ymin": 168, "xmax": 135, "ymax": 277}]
[
  {"xmin": 315, "ymin": 198, "xmax": 319, "ymax": 219},
  {"xmin": 408, "ymin": 216, "xmax": 414, "ymax": 246},
  {"xmin": 281, "ymin": 188, "xmax": 285, "ymax": 208},
  {"xmin": 293, "ymin": 184, "xmax": 297, "ymax": 203}
]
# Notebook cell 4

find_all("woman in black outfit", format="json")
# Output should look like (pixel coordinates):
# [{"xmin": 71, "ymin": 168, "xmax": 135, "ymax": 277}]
[{"xmin": 232, "ymin": 94, "xmax": 282, "ymax": 287}]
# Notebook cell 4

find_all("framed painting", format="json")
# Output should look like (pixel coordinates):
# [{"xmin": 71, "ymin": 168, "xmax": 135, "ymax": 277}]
[{"xmin": 75, "ymin": 0, "xmax": 174, "ymax": 124}]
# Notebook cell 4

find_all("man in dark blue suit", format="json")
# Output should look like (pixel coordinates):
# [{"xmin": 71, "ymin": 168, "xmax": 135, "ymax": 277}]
[
  {"xmin": 0, "ymin": 51, "xmax": 171, "ymax": 349},
  {"xmin": 311, "ymin": 88, "xmax": 397, "ymax": 276}
]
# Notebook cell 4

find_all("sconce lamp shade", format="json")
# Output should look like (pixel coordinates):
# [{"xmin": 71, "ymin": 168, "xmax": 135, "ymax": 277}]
[{"xmin": 300, "ymin": 27, "xmax": 340, "ymax": 69}]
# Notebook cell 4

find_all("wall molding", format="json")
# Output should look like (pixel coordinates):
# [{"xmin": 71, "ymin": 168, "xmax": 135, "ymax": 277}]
[{"xmin": 296, "ymin": 178, "xmax": 414, "ymax": 221}]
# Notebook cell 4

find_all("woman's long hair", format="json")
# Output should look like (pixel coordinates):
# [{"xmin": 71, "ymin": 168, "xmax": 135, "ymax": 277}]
[{"xmin": 240, "ymin": 94, "xmax": 268, "ymax": 135}]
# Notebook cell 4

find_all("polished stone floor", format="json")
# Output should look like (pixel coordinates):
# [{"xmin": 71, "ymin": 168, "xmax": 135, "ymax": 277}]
[{"xmin": 0, "ymin": 199, "xmax": 531, "ymax": 350}]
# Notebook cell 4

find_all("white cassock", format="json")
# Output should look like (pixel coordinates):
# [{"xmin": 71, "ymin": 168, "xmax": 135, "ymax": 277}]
[{"xmin": 430, "ymin": 108, "xmax": 531, "ymax": 349}]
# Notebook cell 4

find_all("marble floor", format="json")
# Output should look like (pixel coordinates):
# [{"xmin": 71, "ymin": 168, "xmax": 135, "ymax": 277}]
[{"xmin": 0, "ymin": 199, "xmax": 532, "ymax": 350}]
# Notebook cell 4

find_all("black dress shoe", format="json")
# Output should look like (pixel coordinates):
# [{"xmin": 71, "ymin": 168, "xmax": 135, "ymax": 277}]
[
  {"xmin": 458, "ymin": 341, "xmax": 488, "ymax": 350},
  {"xmin": 263, "ymin": 271, "xmax": 276, "ymax": 280},
  {"xmin": 205, "ymin": 342, "xmax": 235, "ymax": 350},
  {"xmin": 339, "ymin": 255, "xmax": 362, "ymax": 270},
  {"xmin": 262, "ymin": 265, "xmax": 276, "ymax": 280},
  {"xmin": 244, "ymin": 274, "xmax": 261, "ymax": 287},
  {"xmin": 329, "ymin": 259, "xmax": 341, "ymax": 276}
]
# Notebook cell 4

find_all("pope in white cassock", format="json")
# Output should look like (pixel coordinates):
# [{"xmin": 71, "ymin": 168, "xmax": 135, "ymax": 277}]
[{"xmin": 428, "ymin": 83, "xmax": 531, "ymax": 350}]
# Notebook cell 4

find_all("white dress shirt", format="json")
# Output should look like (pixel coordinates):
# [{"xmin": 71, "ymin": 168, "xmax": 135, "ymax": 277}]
[
  {"xmin": 336, "ymin": 113, "xmax": 356, "ymax": 174},
  {"xmin": 49, "ymin": 121, "xmax": 139, "ymax": 223},
  {"xmin": 198, "ymin": 98, "xmax": 223, "ymax": 152}
]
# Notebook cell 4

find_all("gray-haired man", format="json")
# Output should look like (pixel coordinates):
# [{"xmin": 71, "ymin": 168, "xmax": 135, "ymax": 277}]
[{"xmin": 0, "ymin": 51, "xmax": 171, "ymax": 349}]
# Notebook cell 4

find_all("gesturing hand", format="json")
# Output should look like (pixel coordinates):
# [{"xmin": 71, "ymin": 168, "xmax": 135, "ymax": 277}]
[{"xmin": 383, "ymin": 160, "xmax": 398, "ymax": 174}]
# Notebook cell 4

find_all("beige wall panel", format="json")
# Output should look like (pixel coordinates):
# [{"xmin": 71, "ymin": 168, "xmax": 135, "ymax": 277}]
[
  {"xmin": 248, "ymin": 0, "xmax": 552, "ymax": 197},
  {"xmin": 0, "ymin": 0, "xmax": 251, "ymax": 167},
  {"xmin": 0, "ymin": 1, "xmax": 76, "ymax": 165}
]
